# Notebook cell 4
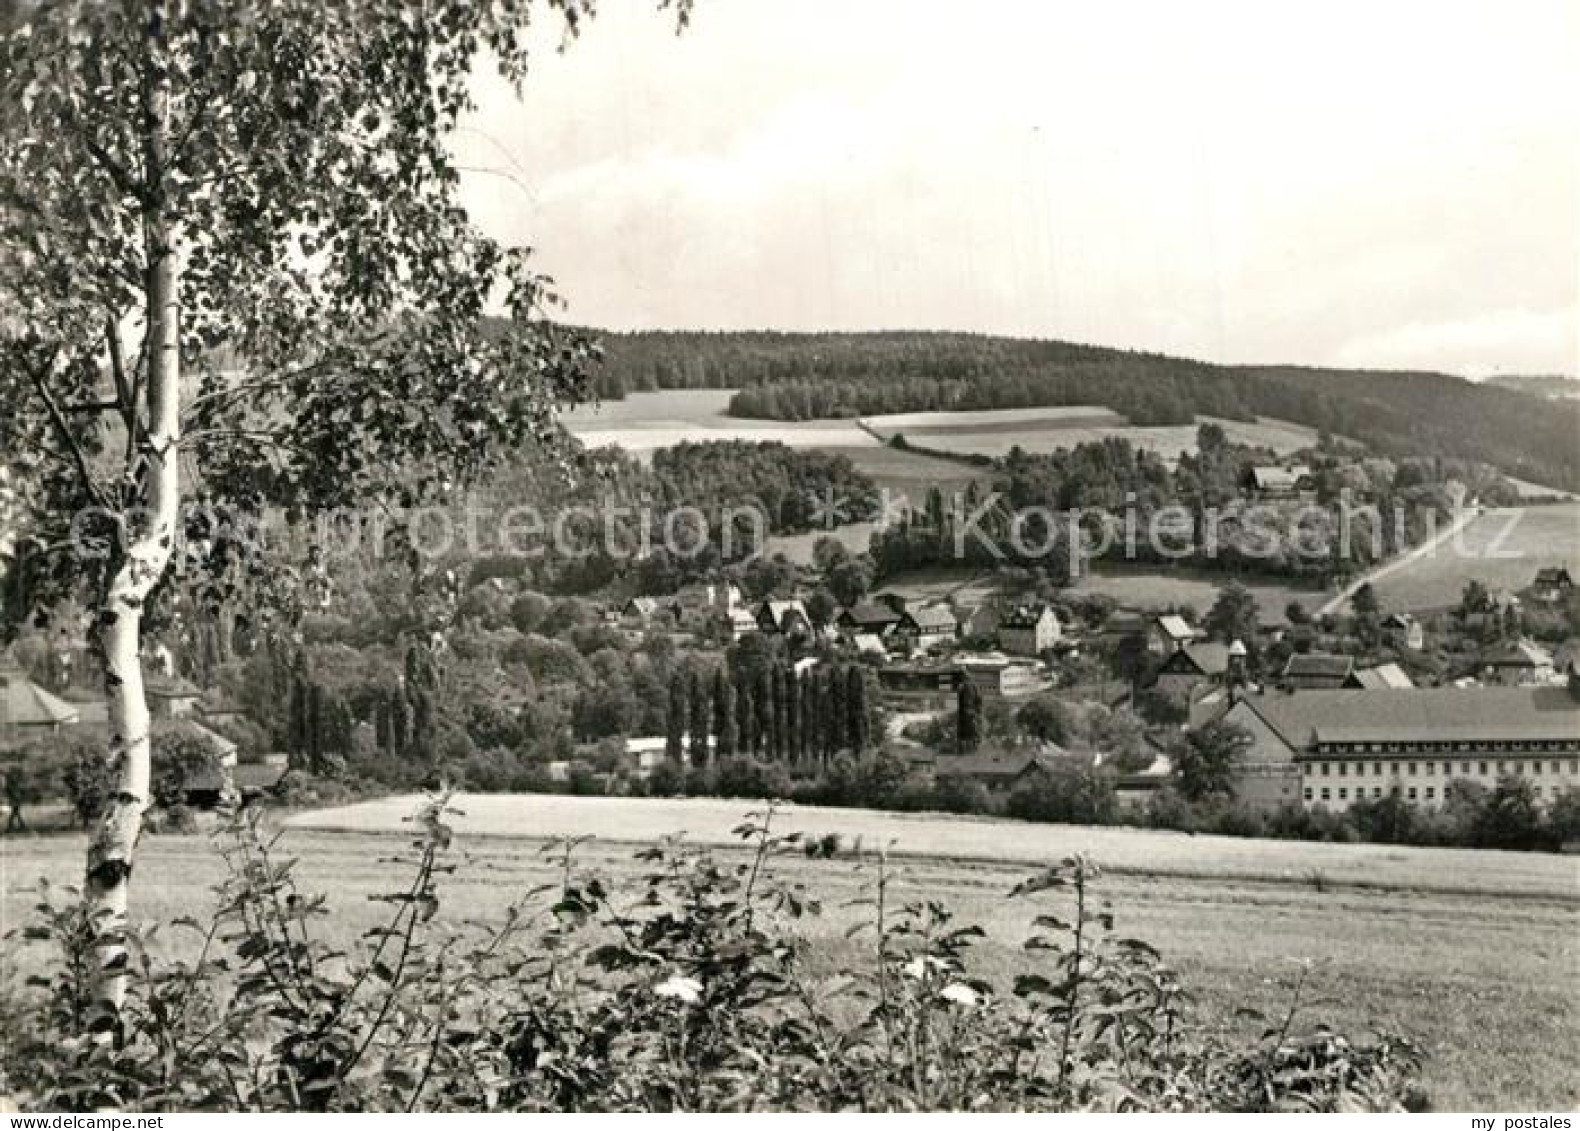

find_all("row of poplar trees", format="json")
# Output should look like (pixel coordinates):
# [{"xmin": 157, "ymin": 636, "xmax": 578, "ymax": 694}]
[
  {"xmin": 664, "ymin": 663, "xmax": 871, "ymax": 770},
  {"xmin": 268, "ymin": 641, "xmax": 441, "ymax": 773}
]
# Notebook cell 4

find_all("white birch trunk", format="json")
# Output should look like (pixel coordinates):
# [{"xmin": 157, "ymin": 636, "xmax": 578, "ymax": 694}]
[{"xmin": 84, "ymin": 11, "xmax": 179, "ymax": 1021}]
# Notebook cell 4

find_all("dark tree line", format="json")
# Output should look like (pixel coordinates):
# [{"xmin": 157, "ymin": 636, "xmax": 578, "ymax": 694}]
[
  {"xmin": 663, "ymin": 662, "xmax": 872, "ymax": 771},
  {"xmin": 275, "ymin": 648, "xmax": 354, "ymax": 775}
]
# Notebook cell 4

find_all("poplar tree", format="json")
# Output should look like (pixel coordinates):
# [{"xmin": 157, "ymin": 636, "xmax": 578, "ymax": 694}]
[{"xmin": 712, "ymin": 668, "xmax": 736, "ymax": 762}]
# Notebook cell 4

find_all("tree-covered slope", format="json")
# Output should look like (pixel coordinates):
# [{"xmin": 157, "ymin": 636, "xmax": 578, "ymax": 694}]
[{"xmin": 583, "ymin": 330, "xmax": 1579, "ymax": 492}]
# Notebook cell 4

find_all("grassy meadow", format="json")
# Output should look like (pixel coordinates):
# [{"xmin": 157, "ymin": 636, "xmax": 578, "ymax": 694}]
[
  {"xmin": 4, "ymin": 795, "xmax": 1576, "ymax": 1109},
  {"xmin": 860, "ymin": 408, "xmax": 1321, "ymax": 464},
  {"xmin": 560, "ymin": 388, "xmax": 880, "ymax": 459},
  {"xmin": 1068, "ymin": 563, "xmax": 1327, "ymax": 621},
  {"xmin": 1369, "ymin": 504, "xmax": 1580, "ymax": 612}
]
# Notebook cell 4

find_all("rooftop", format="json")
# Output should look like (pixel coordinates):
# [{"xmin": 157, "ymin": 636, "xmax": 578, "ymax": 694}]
[
  {"xmin": 1245, "ymin": 685, "xmax": 1580, "ymax": 748},
  {"xmin": 906, "ymin": 605, "xmax": 958, "ymax": 630},
  {"xmin": 840, "ymin": 601, "xmax": 902, "ymax": 626},
  {"xmin": 1482, "ymin": 639, "xmax": 1555, "ymax": 669},
  {"xmin": 1163, "ymin": 642, "xmax": 1231, "ymax": 676},
  {"xmin": 1281, "ymin": 652, "xmax": 1355, "ymax": 680},
  {"xmin": 0, "ymin": 660, "xmax": 80, "ymax": 729},
  {"xmin": 1350, "ymin": 662, "xmax": 1414, "ymax": 690},
  {"xmin": 999, "ymin": 604, "xmax": 1054, "ymax": 629},
  {"xmin": 1155, "ymin": 614, "xmax": 1196, "ymax": 641}
]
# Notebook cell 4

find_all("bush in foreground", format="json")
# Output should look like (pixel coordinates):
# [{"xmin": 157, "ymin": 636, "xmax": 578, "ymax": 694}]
[{"xmin": 0, "ymin": 799, "xmax": 1424, "ymax": 1112}]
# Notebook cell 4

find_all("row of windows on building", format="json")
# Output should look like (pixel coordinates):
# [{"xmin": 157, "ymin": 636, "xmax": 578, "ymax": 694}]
[
  {"xmin": 1306, "ymin": 782, "xmax": 1572, "ymax": 804},
  {"xmin": 1315, "ymin": 741, "xmax": 1579, "ymax": 755},
  {"xmin": 1302, "ymin": 759, "xmax": 1580, "ymax": 779}
]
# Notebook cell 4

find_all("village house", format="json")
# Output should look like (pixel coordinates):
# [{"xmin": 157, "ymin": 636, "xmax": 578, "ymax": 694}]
[
  {"xmin": 1461, "ymin": 590, "xmax": 1523, "ymax": 635},
  {"xmin": 1222, "ymin": 680, "xmax": 1580, "ymax": 811},
  {"xmin": 672, "ymin": 581, "xmax": 742, "ymax": 615},
  {"xmin": 1349, "ymin": 662, "xmax": 1414, "ymax": 690},
  {"xmin": 1094, "ymin": 610, "xmax": 1149, "ymax": 649},
  {"xmin": 1531, "ymin": 566, "xmax": 1575, "ymax": 604},
  {"xmin": 1110, "ymin": 740, "xmax": 1174, "ymax": 809},
  {"xmin": 1382, "ymin": 612, "xmax": 1425, "ymax": 651},
  {"xmin": 871, "ymin": 592, "xmax": 910, "ymax": 614},
  {"xmin": 996, "ymin": 604, "xmax": 1060, "ymax": 656},
  {"xmin": 146, "ymin": 674, "xmax": 204, "ymax": 719},
  {"xmin": 0, "ymin": 656, "xmax": 79, "ymax": 747},
  {"xmin": 847, "ymin": 632, "xmax": 888, "ymax": 658},
  {"xmin": 958, "ymin": 654, "xmax": 1042, "ymax": 698},
  {"xmin": 1241, "ymin": 464, "xmax": 1313, "ymax": 498},
  {"xmin": 836, "ymin": 600, "xmax": 903, "ymax": 638},
  {"xmin": 893, "ymin": 604, "xmax": 958, "ymax": 650},
  {"xmin": 727, "ymin": 607, "xmax": 760, "ymax": 639},
  {"xmin": 932, "ymin": 743, "xmax": 1073, "ymax": 796},
  {"xmin": 620, "ymin": 596, "xmax": 671, "ymax": 629},
  {"xmin": 1480, "ymin": 638, "xmax": 1556, "ymax": 686},
  {"xmin": 1149, "ymin": 614, "xmax": 1199, "ymax": 654},
  {"xmin": 953, "ymin": 601, "xmax": 1001, "ymax": 641},
  {"xmin": 755, "ymin": 599, "xmax": 813, "ymax": 638},
  {"xmin": 876, "ymin": 661, "xmax": 961, "ymax": 701},
  {"xmin": 1151, "ymin": 641, "xmax": 1235, "ymax": 699},
  {"xmin": 624, "ymin": 734, "xmax": 714, "ymax": 778},
  {"xmin": 1280, "ymin": 652, "xmax": 1355, "ymax": 691}
]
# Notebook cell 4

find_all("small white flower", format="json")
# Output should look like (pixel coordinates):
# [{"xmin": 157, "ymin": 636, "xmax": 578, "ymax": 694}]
[
  {"xmin": 654, "ymin": 975, "xmax": 704, "ymax": 1004},
  {"xmin": 902, "ymin": 957, "xmax": 929, "ymax": 980},
  {"xmin": 939, "ymin": 983, "xmax": 979, "ymax": 1007}
]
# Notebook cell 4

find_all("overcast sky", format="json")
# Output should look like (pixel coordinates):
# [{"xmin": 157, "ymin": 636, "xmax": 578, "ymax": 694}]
[{"xmin": 455, "ymin": 0, "xmax": 1578, "ymax": 377}]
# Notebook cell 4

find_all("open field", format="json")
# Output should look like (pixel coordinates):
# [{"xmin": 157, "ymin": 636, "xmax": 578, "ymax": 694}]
[
  {"xmin": 563, "ymin": 390, "xmax": 991, "ymax": 508},
  {"xmin": 285, "ymin": 794, "xmax": 1578, "ymax": 897},
  {"xmin": 5, "ymin": 797, "xmax": 1577, "ymax": 1109},
  {"xmin": 1510, "ymin": 476, "xmax": 1577, "ymax": 501},
  {"xmin": 765, "ymin": 520, "xmax": 882, "ymax": 564},
  {"xmin": 561, "ymin": 388, "xmax": 880, "ymax": 459},
  {"xmin": 562, "ymin": 393, "xmax": 1320, "ymax": 474},
  {"xmin": 860, "ymin": 408, "xmax": 1321, "ymax": 463},
  {"xmin": 1071, "ymin": 564, "xmax": 1324, "ymax": 621},
  {"xmin": 831, "ymin": 444, "xmax": 992, "ymax": 505},
  {"xmin": 1368, "ymin": 504, "xmax": 1580, "ymax": 612},
  {"xmin": 874, "ymin": 563, "xmax": 1321, "ymax": 622}
]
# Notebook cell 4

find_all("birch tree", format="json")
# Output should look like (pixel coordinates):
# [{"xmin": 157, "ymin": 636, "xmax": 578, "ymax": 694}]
[{"xmin": 0, "ymin": 0, "xmax": 685, "ymax": 1028}]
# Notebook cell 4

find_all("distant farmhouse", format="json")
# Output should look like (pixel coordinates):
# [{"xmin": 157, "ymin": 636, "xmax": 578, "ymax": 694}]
[
  {"xmin": 1150, "ymin": 614, "xmax": 1200, "ymax": 654},
  {"xmin": 997, "ymin": 604, "xmax": 1060, "ymax": 656},
  {"xmin": 933, "ymin": 744, "xmax": 1072, "ymax": 797},
  {"xmin": 1153, "ymin": 641, "xmax": 1238, "ymax": 699},
  {"xmin": 1480, "ymin": 639, "xmax": 1557, "ymax": 687},
  {"xmin": 0, "ymin": 658, "xmax": 79, "ymax": 746},
  {"xmin": 1382, "ymin": 612, "xmax": 1424, "ymax": 651},
  {"xmin": 1241, "ymin": 464, "xmax": 1313, "ymax": 498},
  {"xmin": 1531, "ymin": 566, "xmax": 1574, "ymax": 604},
  {"xmin": 1349, "ymin": 662, "xmax": 1414, "ymax": 690},
  {"xmin": 958, "ymin": 654, "xmax": 1042, "ymax": 698},
  {"xmin": 894, "ymin": 604, "xmax": 958, "ymax": 650},
  {"xmin": 756, "ymin": 599, "xmax": 813, "ymax": 638},
  {"xmin": 1280, "ymin": 652, "xmax": 1355, "ymax": 691},
  {"xmin": 837, "ymin": 600, "xmax": 903, "ymax": 639}
]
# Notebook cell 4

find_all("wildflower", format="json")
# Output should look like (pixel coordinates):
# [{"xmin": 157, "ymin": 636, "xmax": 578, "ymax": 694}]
[
  {"xmin": 654, "ymin": 975, "xmax": 704, "ymax": 1004},
  {"xmin": 939, "ymin": 983, "xmax": 979, "ymax": 1007}
]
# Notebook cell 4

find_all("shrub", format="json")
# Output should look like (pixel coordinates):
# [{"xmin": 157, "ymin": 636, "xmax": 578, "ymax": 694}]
[
  {"xmin": 0, "ymin": 800, "xmax": 1425, "ymax": 1113},
  {"xmin": 712, "ymin": 757, "xmax": 792, "ymax": 800},
  {"xmin": 1005, "ymin": 763, "xmax": 1118, "ymax": 825},
  {"xmin": 62, "ymin": 740, "xmax": 115, "ymax": 827}
]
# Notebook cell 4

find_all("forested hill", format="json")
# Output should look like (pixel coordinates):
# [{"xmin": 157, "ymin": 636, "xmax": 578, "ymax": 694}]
[
  {"xmin": 581, "ymin": 330, "xmax": 1579, "ymax": 492},
  {"xmin": 1485, "ymin": 373, "xmax": 1580, "ymax": 399}
]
